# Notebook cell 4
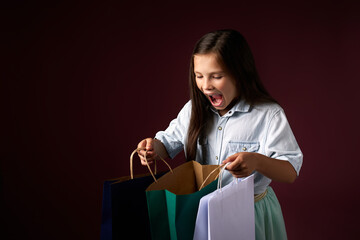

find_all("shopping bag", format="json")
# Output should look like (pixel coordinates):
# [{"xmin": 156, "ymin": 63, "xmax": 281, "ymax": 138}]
[
  {"xmin": 100, "ymin": 149, "xmax": 168, "ymax": 240},
  {"xmin": 146, "ymin": 161, "xmax": 221, "ymax": 240},
  {"xmin": 193, "ymin": 172, "xmax": 255, "ymax": 240}
]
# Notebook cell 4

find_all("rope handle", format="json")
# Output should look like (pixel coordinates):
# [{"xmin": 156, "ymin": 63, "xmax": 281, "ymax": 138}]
[
  {"xmin": 130, "ymin": 148, "xmax": 156, "ymax": 180},
  {"xmin": 198, "ymin": 163, "xmax": 231, "ymax": 190},
  {"xmin": 130, "ymin": 148, "xmax": 173, "ymax": 182},
  {"xmin": 217, "ymin": 162, "xmax": 231, "ymax": 190},
  {"xmin": 199, "ymin": 165, "xmax": 222, "ymax": 190}
]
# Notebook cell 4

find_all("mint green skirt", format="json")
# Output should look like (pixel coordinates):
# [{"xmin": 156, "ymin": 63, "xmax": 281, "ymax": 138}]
[{"xmin": 255, "ymin": 187, "xmax": 287, "ymax": 240}]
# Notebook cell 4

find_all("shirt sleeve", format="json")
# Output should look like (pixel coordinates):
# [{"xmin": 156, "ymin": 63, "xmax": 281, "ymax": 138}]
[
  {"xmin": 264, "ymin": 108, "xmax": 303, "ymax": 175},
  {"xmin": 154, "ymin": 101, "xmax": 192, "ymax": 159}
]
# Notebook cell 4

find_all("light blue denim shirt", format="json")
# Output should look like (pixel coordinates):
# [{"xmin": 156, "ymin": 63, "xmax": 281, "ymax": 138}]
[{"xmin": 155, "ymin": 99, "xmax": 303, "ymax": 194}]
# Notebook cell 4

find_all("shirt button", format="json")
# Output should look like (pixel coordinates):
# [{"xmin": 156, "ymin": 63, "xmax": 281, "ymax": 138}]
[
  {"xmin": 216, "ymin": 156, "xmax": 218, "ymax": 160},
  {"xmin": 218, "ymin": 126, "xmax": 222, "ymax": 130},
  {"xmin": 229, "ymin": 111, "xmax": 232, "ymax": 114},
  {"xmin": 242, "ymin": 147, "xmax": 247, "ymax": 151}
]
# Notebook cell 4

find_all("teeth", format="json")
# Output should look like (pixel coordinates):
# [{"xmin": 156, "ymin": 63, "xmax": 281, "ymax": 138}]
[
  {"xmin": 210, "ymin": 94, "xmax": 222, "ymax": 99},
  {"xmin": 209, "ymin": 94, "xmax": 222, "ymax": 105}
]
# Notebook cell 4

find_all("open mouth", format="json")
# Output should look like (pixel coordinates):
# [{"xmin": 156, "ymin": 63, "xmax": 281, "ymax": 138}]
[{"xmin": 208, "ymin": 94, "xmax": 224, "ymax": 107}]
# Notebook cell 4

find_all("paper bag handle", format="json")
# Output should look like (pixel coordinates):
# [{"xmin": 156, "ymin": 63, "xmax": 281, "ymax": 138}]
[
  {"xmin": 130, "ymin": 148, "xmax": 173, "ymax": 182},
  {"xmin": 217, "ymin": 163, "xmax": 231, "ymax": 190},
  {"xmin": 198, "ymin": 165, "xmax": 222, "ymax": 190},
  {"xmin": 130, "ymin": 148, "xmax": 156, "ymax": 179}
]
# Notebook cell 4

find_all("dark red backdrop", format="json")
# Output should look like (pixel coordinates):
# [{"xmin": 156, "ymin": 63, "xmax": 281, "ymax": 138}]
[{"xmin": 2, "ymin": 1, "xmax": 360, "ymax": 239}]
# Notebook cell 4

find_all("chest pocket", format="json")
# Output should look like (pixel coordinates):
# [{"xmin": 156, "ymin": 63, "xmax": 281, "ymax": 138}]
[{"xmin": 227, "ymin": 141, "xmax": 260, "ymax": 155}]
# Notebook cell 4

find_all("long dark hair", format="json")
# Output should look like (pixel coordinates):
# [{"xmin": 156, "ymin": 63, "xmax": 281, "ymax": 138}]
[{"xmin": 186, "ymin": 29, "xmax": 277, "ymax": 161}]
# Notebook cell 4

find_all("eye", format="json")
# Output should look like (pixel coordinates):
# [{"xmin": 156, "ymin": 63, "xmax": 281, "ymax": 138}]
[
  {"xmin": 196, "ymin": 75, "xmax": 203, "ymax": 79},
  {"xmin": 212, "ymin": 76, "xmax": 223, "ymax": 80}
]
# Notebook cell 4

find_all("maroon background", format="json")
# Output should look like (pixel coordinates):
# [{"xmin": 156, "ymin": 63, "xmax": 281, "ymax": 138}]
[{"xmin": 2, "ymin": 1, "xmax": 360, "ymax": 239}]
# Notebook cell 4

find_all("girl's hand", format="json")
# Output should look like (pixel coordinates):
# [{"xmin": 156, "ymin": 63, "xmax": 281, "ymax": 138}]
[
  {"xmin": 137, "ymin": 138, "xmax": 157, "ymax": 165},
  {"xmin": 222, "ymin": 152, "xmax": 259, "ymax": 178},
  {"xmin": 137, "ymin": 138, "xmax": 169, "ymax": 166},
  {"xmin": 223, "ymin": 152, "xmax": 298, "ymax": 183}
]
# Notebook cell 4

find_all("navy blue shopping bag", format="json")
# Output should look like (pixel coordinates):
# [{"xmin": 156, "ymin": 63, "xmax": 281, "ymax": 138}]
[
  {"xmin": 100, "ymin": 173, "xmax": 165, "ymax": 240},
  {"xmin": 100, "ymin": 149, "xmax": 168, "ymax": 240}
]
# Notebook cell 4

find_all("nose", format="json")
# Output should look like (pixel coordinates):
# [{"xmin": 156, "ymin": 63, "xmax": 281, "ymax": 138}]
[{"xmin": 202, "ymin": 77, "xmax": 213, "ymax": 90}]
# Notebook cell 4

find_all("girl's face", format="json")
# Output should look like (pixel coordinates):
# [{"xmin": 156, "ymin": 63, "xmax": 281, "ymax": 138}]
[{"xmin": 194, "ymin": 53, "xmax": 238, "ymax": 116}]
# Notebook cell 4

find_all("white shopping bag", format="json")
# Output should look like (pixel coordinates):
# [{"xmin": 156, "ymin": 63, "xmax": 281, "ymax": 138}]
[{"xmin": 193, "ymin": 173, "xmax": 255, "ymax": 240}]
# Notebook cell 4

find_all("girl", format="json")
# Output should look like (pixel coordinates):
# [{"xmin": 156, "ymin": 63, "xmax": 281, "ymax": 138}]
[{"xmin": 137, "ymin": 29, "xmax": 302, "ymax": 240}]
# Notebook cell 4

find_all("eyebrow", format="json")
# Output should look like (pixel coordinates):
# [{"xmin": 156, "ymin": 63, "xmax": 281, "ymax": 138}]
[{"xmin": 194, "ymin": 71, "xmax": 225, "ymax": 75}]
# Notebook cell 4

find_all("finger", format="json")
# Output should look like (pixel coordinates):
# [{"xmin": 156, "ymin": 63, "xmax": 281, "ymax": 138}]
[
  {"xmin": 137, "ymin": 139, "xmax": 147, "ymax": 149},
  {"xmin": 222, "ymin": 154, "xmax": 238, "ymax": 164},
  {"xmin": 230, "ymin": 168, "xmax": 252, "ymax": 178},
  {"xmin": 226, "ymin": 160, "xmax": 248, "ymax": 172},
  {"xmin": 139, "ymin": 153, "xmax": 155, "ymax": 162},
  {"xmin": 141, "ymin": 159, "xmax": 154, "ymax": 166},
  {"xmin": 232, "ymin": 173, "xmax": 248, "ymax": 178},
  {"xmin": 138, "ymin": 151, "xmax": 156, "ymax": 165},
  {"xmin": 141, "ymin": 160, "xmax": 154, "ymax": 166},
  {"xmin": 138, "ymin": 149, "xmax": 155, "ymax": 158},
  {"xmin": 145, "ymin": 138, "xmax": 154, "ymax": 151},
  {"xmin": 144, "ymin": 149, "xmax": 158, "ymax": 161},
  {"xmin": 225, "ymin": 158, "xmax": 243, "ymax": 171},
  {"xmin": 140, "ymin": 155, "xmax": 154, "ymax": 166},
  {"xmin": 229, "ymin": 169, "xmax": 245, "ymax": 175},
  {"xmin": 228, "ymin": 169, "xmax": 247, "ymax": 177}
]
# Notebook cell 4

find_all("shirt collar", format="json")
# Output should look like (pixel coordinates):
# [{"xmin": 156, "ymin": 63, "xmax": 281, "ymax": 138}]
[{"xmin": 210, "ymin": 99, "xmax": 251, "ymax": 116}]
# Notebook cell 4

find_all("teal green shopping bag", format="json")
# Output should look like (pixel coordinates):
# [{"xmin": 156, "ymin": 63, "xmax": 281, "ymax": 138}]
[{"xmin": 146, "ymin": 161, "xmax": 220, "ymax": 240}]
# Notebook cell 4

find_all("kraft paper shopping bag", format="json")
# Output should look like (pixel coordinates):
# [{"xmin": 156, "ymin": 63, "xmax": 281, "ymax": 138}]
[{"xmin": 146, "ymin": 161, "xmax": 220, "ymax": 240}]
